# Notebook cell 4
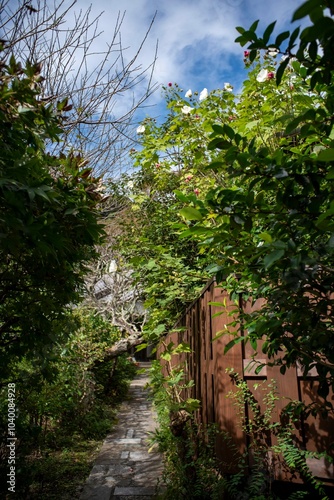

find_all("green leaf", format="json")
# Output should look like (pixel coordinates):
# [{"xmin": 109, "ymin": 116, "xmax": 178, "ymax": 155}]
[
  {"xmin": 326, "ymin": 168, "xmax": 334, "ymax": 180},
  {"xmin": 250, "ymin": 338, "xmax": 257, "ymax": 350},
  {"xmin": 292, "ymin": 0, "xmax": 320, "ymax": 21},
  {"xmin": 235, "ymin": 35, "xmax": 248, "ymax": 47},
  {"xmin": 259, "ymin": 232, "xmax": 273, "ymax": 243},
  {"xmin": 263, "ymin": 249, "xmax": 285, "ymax": 268},
  {"xmin": 35, "ymin": 187, "xmax": 51, "ymax": 201},
  {"xmin": 275, "ymin": 30, "xmax": 290, "ymax": 47},
  {"xmin": 174, "ymin": 342, "xmax": 191, "ymax": 354},
  {"xmin": 146, "ymin": 259, "xmax": 157, "ymax": 270},
  {"xmin": 263, "ymin": 21, "xmax": 276, "ymax": 45},
  {"xmin": 276, "ymin": 57, "xmax": 290, "ymax": 86},
  {"xmin": 135, "ymin": 343, "xmax": 148, "ymax": 352},
  {"xmin": 179, "ymin": 207, "xmax": 203, "ymax": 221},
  {"xmin": 174, "ymin": 189, "xmax": 189, "ymax": 202},
  {"xmin": 317, "ymin": 149, "xmax": 334, "ymax": 162},
  {"xmin": 224, "ymin": 336, "xmax": 245, "ymax": 354},
  {"xmin": 280, "ymin": 365, "xmax": 287, "ymax": 375},
  {"xmin": 235, "ymin": 26, "xmax": 246, "ymax": 34},
  {"xmin": 160, "ymin": 352, "xmax": 171, "ymax": 362},
  {"xmin": 152, "ymin": 324, "xmax": 166, "ymax": 336},
  {"xmin": 205, "ymin": 161, "xmax": 224, "ymax": 171},
  {"xmin": 185, "ymin": 398, "xmax": 201, "ymax": 411},
  {"xmin": 249, "ymin": 20, "xmax": 259, "ymax": 32},
  {"xmin": 255, "ymin": 363, "xmax": 266, "ymax": 375},
  {"xmin": 208, "ymin": 138, "xmax": 231, "ymax": 150},
  {"xmin": 223, "ymin": 124, "xmax": 235, "ymax": 140},
  {"xmin": 308, "ymin": 40, "xmax": 318, "ymax": 60},
  {"xmin": 287, "ymin": 26, "xmax": 301, "ymax": 50},
  {"xmin": 249, "ymin": 49, "xmax": 258, "ymax": 63},
  {"xmin": 179, "ymin": 226, "xmax": 211, "ymax": 238},
  {"xmin": 211, "ymin": 124, "xmax": 226, "ymax": 135}
]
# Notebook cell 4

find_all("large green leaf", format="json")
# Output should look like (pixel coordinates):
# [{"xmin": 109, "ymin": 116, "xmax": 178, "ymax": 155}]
[
  {"xmin": 318, "ymin": 149, "xmax": 334, "ymax": 162},
  {"xmin": 179, "ymin": 207, "xmax": 203, "ymax": 221},
  {"xmin": 263, "ymin": 249, "xmax": 285, "ymax": 269}
]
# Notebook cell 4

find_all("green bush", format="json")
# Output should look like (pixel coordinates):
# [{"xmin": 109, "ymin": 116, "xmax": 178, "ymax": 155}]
[{"xmin": 0, "ymin": 308, "xmax": 137, "ymax": 497}]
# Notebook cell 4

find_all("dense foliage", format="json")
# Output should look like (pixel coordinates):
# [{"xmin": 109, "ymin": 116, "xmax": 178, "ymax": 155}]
[
  {"xmin": 0, "ymin": 306, "xmax": 137, "ymax": 498},
  {"xmin": 0, "ymin": 52, "xmax": 105, "ymax": 381},
  {"xmin": 129, "ymin": 0, "xmax": 334, "ymax": 400},
  {"xmin": 177, "ymin": 0, "xmax": 334, "ymax": 397}
]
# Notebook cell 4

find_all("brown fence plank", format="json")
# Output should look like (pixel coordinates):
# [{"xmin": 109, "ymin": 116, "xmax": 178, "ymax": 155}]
[
  {"xmin": 158, "ymin": 279, "xmax": 334, "ymax": 484},
  {"xmin": 210, "ymin": 284, "xmax": 245, "ymax": 468}
]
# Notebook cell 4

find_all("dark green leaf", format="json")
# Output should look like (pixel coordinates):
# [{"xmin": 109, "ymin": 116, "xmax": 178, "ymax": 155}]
[
  {"xmin": 224, "ymin": 336, "xmax": 245, "ymax": 354},
  {"xmin": 223, "ymin": 124, "xmax": 235, "ymax": 140},
  {"xmin": 287, "ymin": 26, "xmax": 301, "ymax": 50},
  {"xmin": 318, "ymin": 149, "xmax": 334, "ymax": 162},
  {"xmin": 263, "ymin": 21, "xmax": 276, "ymax": 45},
  {"xmin": 263, "ymin": 249, "xmax": 285, "ymax": 268},
  {"xmin": 235, "ymin": 26, "xmax": 246, "ymax": 34},
  {"xmin": 292, "ymin": 0, "xmax": 320, "ymax": 21},
  {"xmin": 174, "ymin": 189, "xmax": 189, "ymax": 202},
  {"xmin": 276, "ymin": 57, "xmax": 290, "ymax": 86},
  {"xmin": 249, "ymin": 20, "xmax": 260, "ymax": 32},
  {"xmin": 275, "ymin": 31, "xmax": 290, "ymax": 47},
  {"xmin": 255, "ymin": 363, "xmax": 266, "ymax": 375},
  {"xmin": 249, "ymin": 49, "xmax": 258, "ymax": 63}
]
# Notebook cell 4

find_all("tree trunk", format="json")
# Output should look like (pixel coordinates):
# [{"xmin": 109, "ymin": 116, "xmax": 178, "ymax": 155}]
[{"xmin": 104, "ymin": 333, "xmax": 144, "ymax": 359}]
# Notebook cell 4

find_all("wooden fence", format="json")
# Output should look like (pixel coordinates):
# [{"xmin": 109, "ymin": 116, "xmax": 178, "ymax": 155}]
[{"xmin": 158, "ymin": 279, "xmax": 334, "ymax": 483}]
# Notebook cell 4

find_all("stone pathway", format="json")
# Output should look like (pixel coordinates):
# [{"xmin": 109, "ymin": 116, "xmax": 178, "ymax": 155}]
[{"xmin": 80, "ymin": 362, "xmax": 165, "ymax": 500}]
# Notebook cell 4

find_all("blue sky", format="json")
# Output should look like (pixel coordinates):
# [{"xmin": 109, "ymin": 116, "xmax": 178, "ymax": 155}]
[
  {"xmin": 53, "ymin": 0, "xmax": 305, "ymax": 175},
  {"xmin": 66, "ymin": 0, "xmax": 302, "ymax": 124}
]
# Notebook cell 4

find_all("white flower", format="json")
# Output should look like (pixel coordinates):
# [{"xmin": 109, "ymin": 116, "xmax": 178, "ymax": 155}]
[
  {"xmin": 256, "ymin": 69, "xmax": 269, "ymax": 83},
  {"xmin": 268, "ymin": 47, "xmax": 279, "ymax": 57},
  {"xmin": 181, "ymin": 105, "xmax": 193, "ymax": 114},
  {"xmin": 185, "ymin": 89, "xmax": 192, "ymax": 98},
  {"xmin": 199, "ymin": 88, "xmax": 208, "ymax": 101},
  {"xmin": 108, "ymin": 260, "xmax": 117, "ymax": 273},
  {"xmin": 224, "ymin": 82, "xmax": 233, "ymax": 92},
  {"xmin": 127, "ymin": 180, "xmax": 134, "ymax": 189},
  {"xmin": 136, "ymin": 125, "xmax": 145, "ymax": 134}
]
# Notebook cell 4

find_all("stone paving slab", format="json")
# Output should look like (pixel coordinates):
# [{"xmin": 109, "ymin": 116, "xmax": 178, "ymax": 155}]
[{"xmin": 80, "ymin": 362, "xmax": 164, "ymax": 500}]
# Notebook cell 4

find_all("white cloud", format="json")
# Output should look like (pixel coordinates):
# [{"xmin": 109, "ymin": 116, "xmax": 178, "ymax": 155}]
[
  {"xmin": 48, "ymin": 0, "xmax": 304, "ymax": 121},
  {"xmin": 70, "ymin": 0, "xmax": 301, "ymax": 86}
]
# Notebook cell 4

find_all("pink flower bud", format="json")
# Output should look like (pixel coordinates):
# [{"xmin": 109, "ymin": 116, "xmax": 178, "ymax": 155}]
[
  {"xmin": 267, "ymin": 71, "xmax": 275, "ymax": 80},
  {"xmin": 168, "ymin": 82, "xmax": 172, "ymax": 87},
  {"xmin": 194, "ymin": 188, "xmax": 200, "ymax": 196},
  {"xmin": 244, "ymin": 50, "xmax": 250, "ymax": 57}
]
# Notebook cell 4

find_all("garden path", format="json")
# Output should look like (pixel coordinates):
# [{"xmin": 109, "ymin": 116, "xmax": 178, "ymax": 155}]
[{"xmin": 79, "ymin": 362, "xmax": 164, "ymax": 500}]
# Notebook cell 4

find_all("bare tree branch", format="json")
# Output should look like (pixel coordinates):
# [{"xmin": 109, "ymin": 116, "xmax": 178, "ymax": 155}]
[{"xmin": 0, "ymin": 0, "xmax": 158, "ymax": 176}]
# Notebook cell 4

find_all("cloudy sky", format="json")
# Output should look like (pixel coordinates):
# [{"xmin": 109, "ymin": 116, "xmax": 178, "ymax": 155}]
[{"xmin": 63, "ymin": 0, "xmax": 302, "ymax": 121}]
